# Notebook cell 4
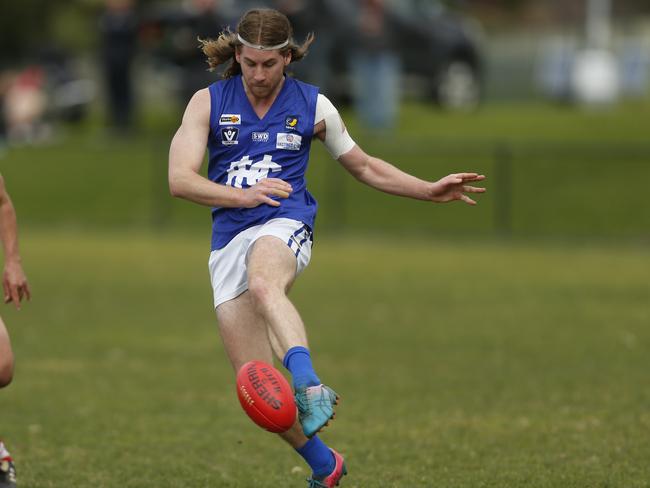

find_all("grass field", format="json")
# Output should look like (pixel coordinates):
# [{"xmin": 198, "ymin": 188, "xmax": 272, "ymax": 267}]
[
  {"xmin": 1, "ymin": 101, "xmax": 649, "ymax": 486},
  {"xmin": 2, "ymin": 230, "xmax": 649, "ymax": 487}
]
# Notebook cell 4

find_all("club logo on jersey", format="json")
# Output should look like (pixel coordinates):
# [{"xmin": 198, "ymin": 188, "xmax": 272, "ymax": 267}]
[
  {"xmin": 252, "ymin": 131, "xmax": 269, "ymax": 142},
  {"xmin": 219, "ymin": 114, "xmax": 241, "ymax": 125},
  {"xmin": 276, "ymin": 132, "xmax": 302, "ymax": 151},
  {"xmin": 226, "ymin": 154, "xmax": 282, "ymax": 188},
  {"xmin": 285, "ymin": 115, "xmax": 299, "ymax": 130},
  {"xmin": 221, "ymin": 127, "xmax": 239, "ymax": 145}
]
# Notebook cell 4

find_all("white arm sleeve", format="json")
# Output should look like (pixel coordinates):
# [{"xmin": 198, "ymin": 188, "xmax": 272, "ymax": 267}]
[{"xmin": 314, "ymin": 93, "xmax": 356, "ymax": 159}]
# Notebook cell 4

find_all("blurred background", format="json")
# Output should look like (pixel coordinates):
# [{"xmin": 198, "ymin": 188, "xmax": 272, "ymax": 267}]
[
  {"xmin": 1, "ymin": 2, "xmax": 649, "ymax": 487},
  {"xmin": 0, "ymin": 0, "xmax": 649, "ymax": 239}
]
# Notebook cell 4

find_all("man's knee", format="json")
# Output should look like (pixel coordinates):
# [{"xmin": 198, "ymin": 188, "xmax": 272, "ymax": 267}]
[
  {"xmin": 0, "ymin": 358, "xmax": 14, "ymax": 388},
  {"xmin": 248, "ymin": 274, "xmax": 282, "ymax": 308}
]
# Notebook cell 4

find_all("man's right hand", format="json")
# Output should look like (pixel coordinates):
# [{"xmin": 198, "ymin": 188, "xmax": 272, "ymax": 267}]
[
  {"xmin": 241, "ymin": 178, "xmax": 293, "ymax": 208},
  {"xmin": 3, "ymin": 260, "xmax": 30, "ymax": 310}
]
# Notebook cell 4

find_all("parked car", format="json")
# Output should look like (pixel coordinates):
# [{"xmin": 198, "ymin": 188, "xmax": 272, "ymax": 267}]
[
  {"xmin": 287, "ymin": 0, "xmax": 485, "ymax": 110},
  {"xmin": 385, "ymin": 0, "xmax": 484, "ymax": 109}
]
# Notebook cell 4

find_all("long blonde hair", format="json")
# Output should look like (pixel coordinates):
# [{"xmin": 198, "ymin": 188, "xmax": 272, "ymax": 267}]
[{"xmin": 200, "ymin": 8, "xmax": 314, "ymax": 78}]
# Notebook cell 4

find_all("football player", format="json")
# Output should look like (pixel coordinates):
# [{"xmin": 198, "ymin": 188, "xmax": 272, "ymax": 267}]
[
  {"xmin": 0, "ymin": 173, "xmax": 31, "ymax": 488},
  {"xmin": 169, "ymin": 8, "xmax": 485, "ymax": 487}
]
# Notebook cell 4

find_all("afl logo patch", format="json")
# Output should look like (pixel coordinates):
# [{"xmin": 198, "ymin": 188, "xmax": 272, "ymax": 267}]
[
  {"xmin": 221, "ymin": 127, "xmax": 239, "ymax": 145},
  {"xmin": 219, "ymin": 114, "xmax": 241, "ymax": 125},
  {"xmin": 285, "ymin": 115, "xmax": 299, "ymax": 130}
]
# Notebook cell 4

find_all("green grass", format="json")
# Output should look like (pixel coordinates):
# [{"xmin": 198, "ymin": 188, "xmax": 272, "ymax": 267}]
[
  {"xmin": 1, "ymin": 101, "xmax": 649, "ymax": 486},
  {"xmin": 2, "ymin": 230, "xmax": 649, "ymax": 487}
]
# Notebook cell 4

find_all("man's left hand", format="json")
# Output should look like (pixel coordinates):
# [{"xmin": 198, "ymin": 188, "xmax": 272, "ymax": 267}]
[{"xmin": 429, "ymin": 173, "xmax": 486, "ymax": 205}]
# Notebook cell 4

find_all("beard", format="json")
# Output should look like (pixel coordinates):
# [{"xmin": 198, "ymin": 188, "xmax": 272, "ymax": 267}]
[
  {"xmin": 250, "ymin": 84, "xmax": 272, "ymax": 97},
  {"xmin": 243, "ymin": 72, "xmax": 284, "ymax": 100}
]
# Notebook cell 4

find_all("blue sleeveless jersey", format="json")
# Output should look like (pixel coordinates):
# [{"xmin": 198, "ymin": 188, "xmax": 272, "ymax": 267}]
[{"xmin": 207, "ymin": 75, "xmax": 319, "ymax": 250}]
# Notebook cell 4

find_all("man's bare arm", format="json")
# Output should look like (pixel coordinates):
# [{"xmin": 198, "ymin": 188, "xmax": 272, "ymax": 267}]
[
  {"xmin": 0, "ymin": 176, "xmax": 20, "ymax": 263},
  {"xmin": 0, "ymin": 175, "xmax": 30, "ymax": 308},
  {"xmin": 338, "ymin": 145, "xmax": 485, "ymax": 205},
  {"xmin": 169, "ymin": 89, "xmax": 292, "ymax": 208},
  {"xmin": 314, "ymin": 117, "xmax": 485, "ymax": 205}
]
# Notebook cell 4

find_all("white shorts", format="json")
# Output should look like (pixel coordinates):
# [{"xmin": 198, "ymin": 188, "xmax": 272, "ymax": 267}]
[{"xmin": 208, "ymin": 218, "xmax": 313, "ymax": 309}]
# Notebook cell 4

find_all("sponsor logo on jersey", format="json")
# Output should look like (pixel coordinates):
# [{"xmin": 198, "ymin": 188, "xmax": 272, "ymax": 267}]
[
  {"xmin": 221, "ymin": 127, "xmax": 239, "ymax": 145},
  {"xmin": 252, "ymin": 131, "xmax": 270, "ymax": 142},
  {"xmin": 285, "ymin": 115, "xmax": 299, "ymax": 130},
  {"xmin": 276, "ymin": 132, "xmax": 302, "ymax": 151},
  {"xmin": 219, "ymin": 114, "xmax": 241, "ymax": 125},
  {"xmin": 226, "ymin": 154, "xmax": 281, "ymax": 188}
]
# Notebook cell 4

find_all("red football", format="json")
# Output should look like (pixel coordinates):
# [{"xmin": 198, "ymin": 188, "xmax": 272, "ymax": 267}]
[{"xmin": 236, "ymin": 360, "xmax": 296, "ymax": 433}]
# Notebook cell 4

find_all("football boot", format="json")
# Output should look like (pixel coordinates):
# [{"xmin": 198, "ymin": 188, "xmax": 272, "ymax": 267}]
[
  {"xmin": 295, "ymin": 384, "xmax": 339, "ymax": 438},
  {"xmin": 307, "ymin": 449, "xmax": 347, "ymax": 488},
  {"xmin": 0, "ymin": 457, "xmax": 16, "ymax": 488}
]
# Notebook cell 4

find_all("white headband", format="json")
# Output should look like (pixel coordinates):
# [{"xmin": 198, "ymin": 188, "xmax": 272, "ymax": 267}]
[{"xmin": 237, "ymin": 33, "xmax": 289, "ymax": 51}]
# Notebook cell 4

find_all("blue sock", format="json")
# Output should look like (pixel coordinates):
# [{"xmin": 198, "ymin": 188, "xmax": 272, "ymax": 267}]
[
  {"xmin": 283, "ymin": 346, "xmax": 321, "ymax": 389},
  {"xmin": 296, "ymin": 436, "xmax": 335, "ymax": 477}
]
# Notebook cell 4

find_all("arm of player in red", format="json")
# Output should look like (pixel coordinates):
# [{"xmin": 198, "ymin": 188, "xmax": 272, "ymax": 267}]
[{"xmin": 0, "ymin": 174, "xmax": 31, "ymax": 310}]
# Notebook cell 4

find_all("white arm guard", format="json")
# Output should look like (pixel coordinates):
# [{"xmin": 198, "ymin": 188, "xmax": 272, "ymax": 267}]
[{"xmin": 315, "ymin": 93, "xmax": 356, "ymax": 159}]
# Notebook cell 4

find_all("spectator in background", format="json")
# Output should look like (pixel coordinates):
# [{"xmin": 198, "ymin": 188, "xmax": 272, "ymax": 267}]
[
  {"xmin": 352, "ymin": 0, "xmax": 400, "ymax": 129},
  {"xmin": 99, "ymin": 0, "xmax": 138, "ymax": 133},
  {"xmin": 170, "ymin": 0, "xmax": 228, "ymax": 106},
  {"xmin": 2, "ymin": 67, "xmax": 49, "ymax": 145},
  {"xmin": 274, "ymin": 0, "xmax": 336, "ymax": 91}
]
